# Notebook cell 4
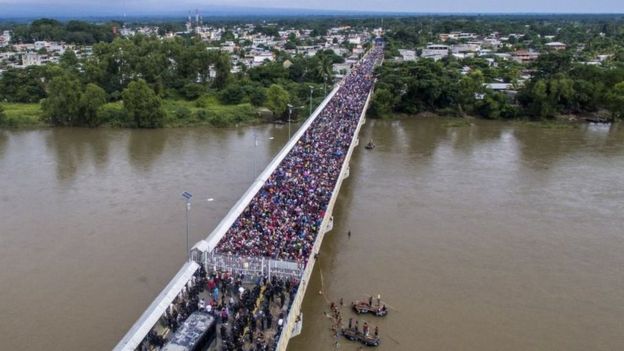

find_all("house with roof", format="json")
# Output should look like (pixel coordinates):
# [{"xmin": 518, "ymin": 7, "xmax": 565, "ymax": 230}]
[
  {"xmin": 545, "ymin": 42, "xmax": 567, "ymax": 51},
  {"xmin": 512, "ymin": 50, "xmax": 540, "ymax": 64},
  {"xmin": 421, "ymin": 44, "xmax": 449, "ymax": 61}
]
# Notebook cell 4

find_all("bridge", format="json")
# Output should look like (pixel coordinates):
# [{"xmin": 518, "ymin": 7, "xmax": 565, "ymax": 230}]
[{"xmin": 115, "ymin": 42, "xmax": 384, "ymax": 351}]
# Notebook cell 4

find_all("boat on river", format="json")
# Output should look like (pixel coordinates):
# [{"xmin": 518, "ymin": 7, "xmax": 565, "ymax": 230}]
[
  {"xmin": 352, "ymin": 299, "xmax": 388, "ymax": 316},
  {"xmin": 341, "ymin": 328, "xmax": 381, "ymax": 347}
]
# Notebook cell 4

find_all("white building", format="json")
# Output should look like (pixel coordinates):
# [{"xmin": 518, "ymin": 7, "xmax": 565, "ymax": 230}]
[
  {"xmin": 0, "ymin": 30, "xmax": 11, "ymax": 47},
  {"xmin": 22, "ymin": 52, "xmax": 43, "ymax": 66},
  {"xmin": 421, "ymin": 45, "xmax": 449, "ymax": 61},
  {"xmin": 348, "ymin": 37, "xmax": 361, "ymax": 45},
  {"xmin": 252, "ymin": 52, "xmax": 274, "ymax": 65},
  {"xmin": 398, "ymin": 49, "xmax": 417, "ymax": 62},
  {"xmin": 34, "ymin": 41, "xmax": 48, "ymax": 50},
  {"xmin": 452, "ymin": 43, "xmax": 481, "ymax": 54}
]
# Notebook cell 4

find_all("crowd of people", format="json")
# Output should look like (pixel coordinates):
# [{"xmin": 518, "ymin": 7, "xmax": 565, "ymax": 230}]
[
  {"xmin": 215, "ymin": 45, "xmax": 384, "ymax": 265},
  {"xmin": 140, "ymin": 44, "xmax": 383, "ymax": 351},
  {"xmin": 140, "ymin": 267, "xmax": 300, "ymax": 351}
]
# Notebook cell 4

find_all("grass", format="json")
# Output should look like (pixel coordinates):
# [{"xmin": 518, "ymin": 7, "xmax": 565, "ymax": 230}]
[
  {"xmin": 0, "ymin": 95, "xmax": 261, "ymax": 129},
  {"xmin": 1, "ymin": 103, "xmax": 45, "ymax": 127},
  {"xmin": 162, "ymin": 95, "xmax": 260, "ymax": 128}
]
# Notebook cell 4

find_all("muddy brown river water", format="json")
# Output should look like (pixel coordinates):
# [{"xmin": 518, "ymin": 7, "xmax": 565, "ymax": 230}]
[{"xmin": 0, "ymin": 119, "xmax": 623, "ymax": 351}]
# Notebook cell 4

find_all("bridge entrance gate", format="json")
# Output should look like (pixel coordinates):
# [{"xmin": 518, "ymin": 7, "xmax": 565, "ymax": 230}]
[{"xmin": 202, "ymin": 253, "xmax": 303, "ymax": 283}]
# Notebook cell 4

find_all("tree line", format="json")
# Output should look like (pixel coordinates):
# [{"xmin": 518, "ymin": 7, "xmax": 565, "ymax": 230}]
[
  {"xmin": 0, "ymin": 32, "xmax": 346, "ymax": 127},
  {"xmin": 370, "ymin": 53, "xmax": 624, "ymax": 120}
]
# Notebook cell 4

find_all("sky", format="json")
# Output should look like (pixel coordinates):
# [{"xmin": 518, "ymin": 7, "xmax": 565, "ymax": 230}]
[{"xmin": 1, "ymin": 0, "xmax": 624, "ymax": 17}]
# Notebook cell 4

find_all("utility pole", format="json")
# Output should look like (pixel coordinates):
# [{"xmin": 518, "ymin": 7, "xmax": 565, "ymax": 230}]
[
  {"xmin": 181, "ymin": 192, "xmax": 192, "ymax": 262},
  {"xmin": 309, "ymin": 86, "xmax": 314, "ymax": 116}
]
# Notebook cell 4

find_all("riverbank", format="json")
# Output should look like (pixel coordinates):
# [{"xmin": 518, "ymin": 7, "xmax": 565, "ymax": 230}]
[
  {"xmin": 1, "ymin": 103, "xmax": 47, "ymax": 128},
  {"xmin": 0, "ymin": 96, "xmax": 265, "ymax": 129},
  {"xmin": 370, "ymin": 111, "xmax": 615, "ymax": 129}
]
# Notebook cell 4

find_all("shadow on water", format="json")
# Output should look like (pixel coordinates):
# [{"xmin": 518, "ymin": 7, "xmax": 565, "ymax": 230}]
[
  {"xmin": 127, "ymin": 129, "xmax": 168, "ymax": 173},
  {"xmin": 45, "ymin": 128, "xmax": 111, "ymax": 184}
]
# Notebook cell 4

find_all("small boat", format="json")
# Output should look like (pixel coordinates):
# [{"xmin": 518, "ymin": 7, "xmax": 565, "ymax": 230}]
[
  {"xmin": 352, "ymin": 300, "xmax": 388, "ymax": 317},
  {"xmin": 365, "ymin": 141, "xmax": 376, "ymax": 150},
  {"xmin": 341, "ymin": 328, "xmax": 380, "ymax": 347}
]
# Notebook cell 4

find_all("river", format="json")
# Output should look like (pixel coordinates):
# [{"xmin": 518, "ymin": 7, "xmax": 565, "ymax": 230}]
[{"xmin": 0, "ymin": 119, "xmax": 623, "ymax": 351}]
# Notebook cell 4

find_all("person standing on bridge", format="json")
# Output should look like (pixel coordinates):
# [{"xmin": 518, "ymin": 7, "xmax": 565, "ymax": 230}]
[{"xmin": 213, "ymin": 286, "xmax": 219, "ymax": 302}]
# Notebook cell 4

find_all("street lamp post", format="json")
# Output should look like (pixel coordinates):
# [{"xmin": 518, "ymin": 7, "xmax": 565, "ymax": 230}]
[
  {"xmin": 253, "ymin": 131, "xmax": 274, "ymax": 177},
  {"xmin": 181, "ymin": 191, "xmax": 192, "ymax": 262},
  {"xmin": 286, "ymin": 104, "xmax": 305, "ymax": 140},
  {"xmin": 287, "ymin": 105, "xmax": 293, "ymax": 139},
  {"xmin": 309, "ymin": 86, "xmax": 314, "ymax": 116},
  {"xmin": 324, "ymin": 75, "xmax": 327, "ymax": 96}
]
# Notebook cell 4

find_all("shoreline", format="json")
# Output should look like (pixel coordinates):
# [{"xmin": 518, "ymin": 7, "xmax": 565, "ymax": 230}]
[
  {"xmin": 368, "ymin": 111, "xmax": 617, "ymax": 127},
  {"xmin": 0, "ymin": 100, "xmax": 270, "ymax": 129},
  {"xmin": 2, "ymin": 106, "xmax": 616, "ymax": 130}
]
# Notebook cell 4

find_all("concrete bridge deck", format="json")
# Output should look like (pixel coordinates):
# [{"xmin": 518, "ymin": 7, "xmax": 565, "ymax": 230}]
[{"xmin": 115, "ymin": 43, "xmax": 384, "ymax": 351}]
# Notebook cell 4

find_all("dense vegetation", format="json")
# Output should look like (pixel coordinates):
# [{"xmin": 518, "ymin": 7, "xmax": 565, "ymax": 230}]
[
  {"xmin": 0, "ymin": 32, "xmax": 340, "ymax": 127},
  {"xmin": 369, "ymin": 15, "xmax": 624, "ymax": 121},
  {"xmin": 371, "ymin": 52, "xmax": 624, "ymax": 120},
  {"xmin": 10, "ymin": 18, "xmax": 119, "ymax": 44},
  {"xmin": 3, "ymin": 15, "xmax": 624, "ymax": 127}
]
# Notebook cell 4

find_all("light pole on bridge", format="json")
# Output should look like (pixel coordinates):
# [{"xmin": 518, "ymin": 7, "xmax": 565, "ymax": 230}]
[
  {"xmin": 308, "ymin": 85, "xmax": 314, "ymax": 117},
  {"xmin": 253, "ymin": 131, "xmax": 274, "ymax": 177},
  {"xmin": 287, "ymin": 104, "xmax": 305, "ymax": 140},
  {"xmin": 181, "ymin": 192, "xmax": 214, "ymax": 262},
  {"xmin": 181, "ymin": 191, "xmax": 192, "ymax": 262}
]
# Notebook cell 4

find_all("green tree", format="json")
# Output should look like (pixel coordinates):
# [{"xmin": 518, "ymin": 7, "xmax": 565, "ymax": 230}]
[
  {"xmin": 42, "ymin": 74, "xmax": 82, "ymax": 126},
  {"xmin": 458, "ymin": 70, "xmax": 485, "ymax": 114},
  {"xmin": 606, "ymin": 82, "xmax": 624, "ymax": 120},
  {"xmin": 182, "ymin": 83, "xmax": 205, "ymax": 100},
  {"xmin": 220, "ymin": 85, "xmax": 244, "ymax": 105},
  {"xmin": 0, "ymin": 104, "xmax": 6, "ymax": 126},
  {"xmin": 248, "ymin": 86, "xmax": 267, "ymax": 107},
  {"xmin": 370, "ymin": 88, "xmax": 395, "ymax": 117},
  {"xmin": 122, "ymin": 79, "xmax": 165, "ymax": 128},
  {"xmin": 60, "ymin": 49, "xmax": 79, "ymax": 68},
  {"xmin": 213, "ymin": 52, "xmax": 231, "ymax": 89},
  {"xmin": 475, "ymin": 92, "xmax": 517, "ymax": 119},
  {"xmin": 265, "ymin": 84, "xmax": 290, "ymax": 117},
  {"xmin": 79, "ymin": 83, "xmax": 107, "ymax": 127},
  {"xmin": 0, "ymin": 67, "xmax": 47, "ymax": 103},
  {"xmin": 523, "ymin": 80, "xmax": 555, "ymax": 118}
]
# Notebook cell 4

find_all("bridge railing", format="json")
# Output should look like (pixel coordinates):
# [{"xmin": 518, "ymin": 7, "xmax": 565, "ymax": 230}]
[
  {"xmin": 274, "ymin": 48, "xmax": 382, "ymax": 351},
  {"xmin": 113, "ymin": 261, "xmax": 200, "ymax": 351},
  {"xmin": 203, "ymin": 252, "xmax": 303, "ymax": 282},
  {"xmin": 191, "ymin": 82, "xmax": 343, "ymax": 257}
]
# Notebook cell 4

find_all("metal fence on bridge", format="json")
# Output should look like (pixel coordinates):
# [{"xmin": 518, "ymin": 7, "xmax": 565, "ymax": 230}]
[{"xmin": 202, "ymin": 252, "xmax": 303, "ymax": 282}]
